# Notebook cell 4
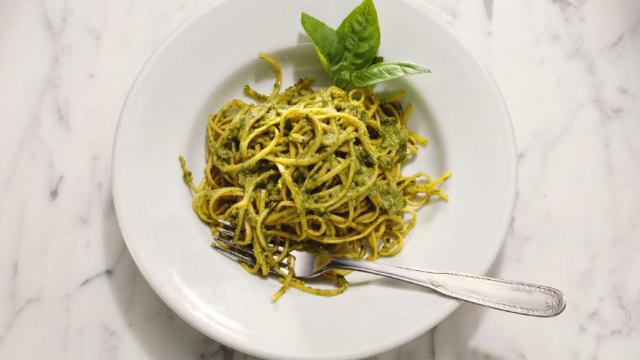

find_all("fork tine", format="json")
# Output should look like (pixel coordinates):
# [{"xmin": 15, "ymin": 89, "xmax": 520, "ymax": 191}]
[
  {"xmin": 212, "ymin": 235, "xmax": 255, "ymax": 258},
  {"xmin": 215, "ymin": 218, "xmax": 233, "ymax": 227},
  {"xmin": 215, "ymin": 226, "xmax": 235, "ymax": 239},
  {"xmin": 213, "ymin": 235, "xmax": 288, "ymax": 267},
  {"xmin": 212, "ymin": 245, "xmax": 256, "ymax": 266},
  {"xmin": 212, "ymin": 222, "xmax": 290, "ymax": 272},
  {"xmin": 214, "ymin": 224, "xmax": 286, "ymax": 255}
]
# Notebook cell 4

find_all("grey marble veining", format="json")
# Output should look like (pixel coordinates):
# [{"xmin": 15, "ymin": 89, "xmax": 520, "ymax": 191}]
[{"xmin": 1, "ymin": 0, "xmax": 639, "ymax": 359}]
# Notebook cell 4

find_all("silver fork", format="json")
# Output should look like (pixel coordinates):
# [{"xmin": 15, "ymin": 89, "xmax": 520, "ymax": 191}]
[{"xmin": 211, "ymin": 220, "xmax": 566, "ymax": 317}]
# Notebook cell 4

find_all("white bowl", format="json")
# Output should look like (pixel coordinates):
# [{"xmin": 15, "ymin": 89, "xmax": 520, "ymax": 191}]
[{"xmin": 112, "ymin": 0, "xmax": 517, "ymax": 359}]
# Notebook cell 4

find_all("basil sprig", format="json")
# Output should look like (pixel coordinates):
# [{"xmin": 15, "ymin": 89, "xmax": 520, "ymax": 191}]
[{"xmin": 301, "ymin": 0, "xmax": 429, "ymax": 89}]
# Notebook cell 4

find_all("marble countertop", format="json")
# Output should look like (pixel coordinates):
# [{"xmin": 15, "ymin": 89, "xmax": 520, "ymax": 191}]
[{"xmin": 1, "ymin": 0, "xmax": 639, "ymax": 359}]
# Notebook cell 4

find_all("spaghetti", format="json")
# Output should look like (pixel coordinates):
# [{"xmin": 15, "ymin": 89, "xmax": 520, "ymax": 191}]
[{"xmin": 180, "ymin": 54, "xmax": 450, "ymax": 301}]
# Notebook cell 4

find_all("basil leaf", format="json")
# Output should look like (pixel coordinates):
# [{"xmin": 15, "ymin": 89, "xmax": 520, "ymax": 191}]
[
  {"xmin": 315, "ymin": 52, "xmax": 332, "ymax": 78},
  {"xmin": 300, "ymin": 0, "xmax": 430, "ymax": 89},
  {"xmin": 351, "ymin": 61, "xmax": 430, "ymax": 87},
  {"xmin": 335, "ymin": 71, "xmax": 351, "ymax": 89},
  {"xmin": 337, "ymin": 0, "xmax": 380, "ymax": 71},
  {"xmin": 301, "ymin": 12, "xmax": 344, "ymax": 76}
]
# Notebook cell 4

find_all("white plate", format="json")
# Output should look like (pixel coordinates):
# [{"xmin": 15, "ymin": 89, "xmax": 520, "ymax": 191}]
[{"xmin": 112, "ymin": 1, "xmax": 516, "ymax": 359}]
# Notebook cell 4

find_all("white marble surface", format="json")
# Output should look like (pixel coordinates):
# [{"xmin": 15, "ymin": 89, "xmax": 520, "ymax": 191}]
[{"xmin": 1, "ymin": 0, "xmax": 639, "ymax": 359}]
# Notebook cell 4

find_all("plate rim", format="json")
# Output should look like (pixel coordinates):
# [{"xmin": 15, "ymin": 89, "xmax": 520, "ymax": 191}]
[{"xmin": 111, "ymin": 1, "xmax": 518, "ymax": 359}]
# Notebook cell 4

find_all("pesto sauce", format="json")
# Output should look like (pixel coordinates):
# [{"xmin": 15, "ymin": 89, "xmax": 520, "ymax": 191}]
[
  {"xmin": 343, "ymin": 103, "xmax": 369, "ymax": 123},
  {"xmin": 377, "ymin": 115, "xmax": 408, "ymax": 170},
  {"xmin": 227, "ymin": 208, "xmax": 240, "ymax": 221},
  {"xmin": 237, "ymin": 168, "xmax": 253, "ymax": 186},
  {"xmin": 355, "ymin": 145, "xmax": 377, "ymax": 167},
  {"xmin": 322, "ymin": 132, "xmax": 337, "ymax": 145},
  {"xmin": 372, "ymin": 184, "xmax": 405, "ymax": 214},
  {"xmin": 215, "ymin": 146, "xmax": 232, "ymax": 165}
]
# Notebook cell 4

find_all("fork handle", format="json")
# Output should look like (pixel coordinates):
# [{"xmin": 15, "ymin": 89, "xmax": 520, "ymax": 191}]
[{"xmin": 328, "ymin": 258, "xmax": 566, "ymax": 317}]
